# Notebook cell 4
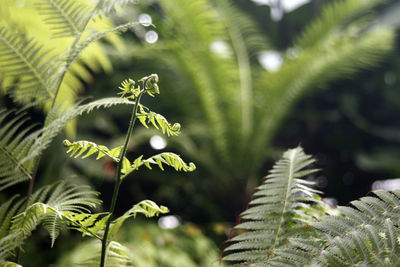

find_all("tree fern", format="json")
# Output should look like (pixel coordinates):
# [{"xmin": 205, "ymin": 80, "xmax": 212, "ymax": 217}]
[{"xmin": 223, "ymin": 147, "xmax": 323, "ymax": 265}]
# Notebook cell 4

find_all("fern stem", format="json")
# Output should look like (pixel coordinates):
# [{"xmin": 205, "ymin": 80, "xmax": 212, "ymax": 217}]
[{"xmin": 100, "ymin": 91, "xmax": 144, "ymax": 267}]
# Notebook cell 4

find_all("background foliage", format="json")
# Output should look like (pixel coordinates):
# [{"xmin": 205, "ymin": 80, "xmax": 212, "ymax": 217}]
[{"xmin": 1, "ymin": 0, "xmax": 400, "ymax": 266}]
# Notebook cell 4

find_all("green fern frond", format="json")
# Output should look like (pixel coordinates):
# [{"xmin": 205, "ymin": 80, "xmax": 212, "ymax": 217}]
[
  {"xmin": 137, "ymin": 105, "xmax": 181, "ymax": 136},
  {"xmin": 109, "ymin": 200, "xmax": 169, "ymax": 238},
  {"xmin": 20, "ymin": 97, "xmax": 135, "ymax": 165},
  {"xmin": 11, "ymin": 182, "xmax": 101, "ymax": 247},
  {"xmin": 223, "ymin": 147, "xmax": 322, "ymax": 265},
  {"xmin": 0, "ymin": 109, "xmax": 39, "ymax": 190},
  {"xmin": 122, "ymin": 152, "xmax": 196, "ymax": 178},
  {"xmin": 74, "ymin": 240, "xmax": 133, "ymax": 267},
  {"xmin": 35, "ymin": 0, "xmax": 90, "ymax": 38},
  {"xmin": 96, "ymin": 0, "xmax": 138, "ymax": 15},
  {"xmin": 0, "ymin": 26, "xmax": 58, "ymax": 104},
  {"xmin": 296, "ymin": 0, "xmax": 381, "ymax": 49},
  {"xmin": 308, "ymin": 190, "xmax": 400, "ymax": 266},
  {"xmin": 63, "ymin": 140, "xmax": 122, "ymax": 162}
]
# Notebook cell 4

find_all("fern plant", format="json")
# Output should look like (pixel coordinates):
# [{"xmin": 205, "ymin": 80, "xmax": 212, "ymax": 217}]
[
  {"xmin": 223, "ymin": 147, "xmax": 400, "ymax": 266},
  {"xmin": 124, "ymin": 0, "xmax": 396, "ymax": 218}
]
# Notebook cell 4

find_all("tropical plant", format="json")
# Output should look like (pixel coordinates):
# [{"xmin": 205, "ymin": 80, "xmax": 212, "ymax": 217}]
[
  {"xmin": 111, "ymin": 0, "xmax": 397, "ymax": 219},
  {"xmin": 223, "ymin": 146, "xmax": 400, "ymax": 266},
  {"xmin": 0, "ymin": 0, "xmax": 196, "ymax": 265}
]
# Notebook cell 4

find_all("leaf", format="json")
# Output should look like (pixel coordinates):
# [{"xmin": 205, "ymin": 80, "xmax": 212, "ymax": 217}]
[
  {"xmin": 63, "ymin": 140, "xmax": 122, "ymax": 162},
  {"xmin": 0, "ymin": 26, "xmax": 59, "ymax": 105},
  {"xmin": 137, "ymin": 105, "xmax": 181, "ymax": 136},
  {"xmin": 121, "ymin": 152, "xmax": 196, "ymax": 179},
  {"xmin": 223, "ymin": 147, "xmax": 323, "ymax": 265},
  {"xmin": 11, "ymin": 182, "xmax": 101, "ymax": 247},
  {"xmin": 35, "ymin": 0, "xmax": 90, "ymax": 38},
  {"xmin": 109, "ymin": 200, "xmax": 169, "ymax": 238},
  {"xmin": 0, "ymin": 109, "xmax": 39, "ymax": 190}
]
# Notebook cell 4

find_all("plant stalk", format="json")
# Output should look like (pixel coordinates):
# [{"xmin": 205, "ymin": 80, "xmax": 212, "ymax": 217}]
[{"xmin": 100, "ymin": 91, "xmax": 144, "ymax": 267}]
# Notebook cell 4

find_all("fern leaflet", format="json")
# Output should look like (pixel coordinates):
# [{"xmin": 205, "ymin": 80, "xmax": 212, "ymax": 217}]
[{"xmin": 137, "ymin": 105, "xmax": 181, "ymax": 136}]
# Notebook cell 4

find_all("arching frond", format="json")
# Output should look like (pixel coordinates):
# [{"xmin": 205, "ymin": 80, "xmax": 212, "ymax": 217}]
[
  {"xmin": 223, "ymin": 147, "xmax": 323, "ymax": 265},
  {"xmin": 11, "ymin": 182, "xmax": 101, "ymax": 247},
  {"xmin": 0, "ymin": 26, "xmax": 58, "ymax": 104},
  {"xmin": 20, "ymin": 97, "xmax": 135, "ymax": 165},
  {"xmin": 109, "ymin": 200, "xmax": 169, "ymax": 238},
  {"xmin": 0, "ymin": 109, "xmax": 38, "ymax": 190},
  {"xmin": 122, "ymin": 152, "xmax": 196, "ymax": 178},
  {"xmin": 35, "ymin": 0, "xmax": 90, "ymax": 38},
  {"xmin": 296, "ymin": 0, "xmax": 381, "ymax": 49},
  {"xmin": 137, "ymin": 105, "xmax": 181, "ymax": 137}
]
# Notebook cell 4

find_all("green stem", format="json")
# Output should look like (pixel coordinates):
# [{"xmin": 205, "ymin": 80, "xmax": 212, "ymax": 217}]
[{"xmin": 100, "ymin": 91, "xmax": 144, "ymax": 267}]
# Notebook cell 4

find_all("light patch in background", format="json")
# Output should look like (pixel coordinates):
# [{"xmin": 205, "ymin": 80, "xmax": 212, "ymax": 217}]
[
  {"xmin": 372, "ymin": 178, "xmax": 400, "ymax": 190},
  {"xmin": 139, "ymin": 13, "xmax": 152, "ymax": 26},
  {"xmin": 210, "ymin": 40, "xmax": 232, "ymax": 58},
  {"xmin": 158, "ymin": 215, "xmax": 181, "ymax": 229},
  {"xmin": 258, "ymin": 50, "xmax": 283, "ymax": 72},
  {"xmin": 150, "ymin": 135, "xmax": 167, "ymax": 150},
  {"xmin": 323, "ymin": 198, "xmax": 338, "ymax": 207},
  {"xmin": 251, "ymin": 0, "xmax": 311, "ymax": 21},
  {"xmin": 145, "ymin": 30, "xmax": 158, "ymax": 44}
]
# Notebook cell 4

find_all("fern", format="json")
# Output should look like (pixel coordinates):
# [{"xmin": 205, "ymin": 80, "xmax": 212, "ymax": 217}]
[
  {"xmin": 223, "ymin": 147, "xmax": 323, "ymax": 265},
  {"xmin": 11, "ymin": 182, "xmax": 101, "ymax": 247},
  {"xmin": 35, "ymin": 0, "xmax": 90, "ymax": 38},
  {"xmin": 0, "ymin": 109, "xmax": 38, "ymax": 190},
  {"xmin": 0, "ymin": 26, "xmax": 58, "ymax": 104},
  {"xmin": 63, "ymin": 140, "xmax": 196, "ymax": 178},
  {"xmin": 137, "ymin": 105, "xmax": 181, "ymax": 136},
  {"xmin": 109, "ymin": 200, "xmax": 169, "ymax": 238}
]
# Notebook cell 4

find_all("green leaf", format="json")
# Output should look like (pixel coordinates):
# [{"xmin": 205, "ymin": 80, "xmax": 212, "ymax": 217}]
[{"xmin": 137, "ymin": 105, "xmax": 181, "ymax": 136}]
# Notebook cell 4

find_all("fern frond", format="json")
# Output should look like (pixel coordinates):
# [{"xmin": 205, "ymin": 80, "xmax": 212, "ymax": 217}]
[
  {"xmin": 35, "ymin": 0, "xmax": 90, "ymax": 38},
  {"xmin": 121, "ymin": 152, "xmax": 196, "ymax": 178},
  {"xmin": 96, "ymin": 0, "xmax": 138, "ymax": 15},
  {"xmin": 137, "ymin": 105, "xmax": 181, "ymax": 136},
  {"xmin": 296, "ymin": 0, "xmax": 381, "ymax": 49},
  {"xmin": 308, "ymin": 190, "xmax": 400, "ymax": 266},
  {"xmin": 20, "ymin": 97, "xmax": 135, "ymax": 165},
  {"xmin": 223, "ymin": 147, "xmax": 322, "ymax": 265},
  {"xmin": 74, "ymin": 240, "xmax": 133, "ymax": 267},
  {"xmin": 11, "ymin": 182, "xmax": 101, "ymax": 247},
  {"xmin": 109, "ymin": 200, "xmax": 169, "ymax": 238},
  {"xmin": 0, "ymin": 109, "xmax": 39, "ymax": 190},
  {"xmin": 63, "ymin": 140, "xmax": 122, "ymax": 162},
  {"xmin": 0, "ymin": 26, "xmax": 58, "ymax": 104}
]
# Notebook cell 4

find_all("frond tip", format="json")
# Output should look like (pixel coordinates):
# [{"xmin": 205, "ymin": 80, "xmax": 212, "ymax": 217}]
[{"xmin": 137, "ymin": 105, "xmax": 181, "ymax": 136}]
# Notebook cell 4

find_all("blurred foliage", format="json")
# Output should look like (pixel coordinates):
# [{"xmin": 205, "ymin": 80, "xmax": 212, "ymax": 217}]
[{"xmin": 57, "ymin": 222, "xmax": 224, "ymax": 267}]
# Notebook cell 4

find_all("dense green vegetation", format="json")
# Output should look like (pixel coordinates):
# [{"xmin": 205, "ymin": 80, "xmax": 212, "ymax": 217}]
[{"xmin": 0, "ymin": 0, "xmax": 400, "ymax": 266}]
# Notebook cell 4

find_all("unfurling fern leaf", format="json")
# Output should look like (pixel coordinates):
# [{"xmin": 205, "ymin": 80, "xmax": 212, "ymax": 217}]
[
  {"xmin": 63, "ymin": 140, "xmax": 123, "ymax": 162},
  {"xmin": 63, "ymin": 140, "xmax": 196, "ymax": 178},
  {"xmin": 223, "ymin": 147, "xmax": 323, "ymax": 265},
  {"xmin": 109, "ymin": 200, "xmax": 169, "ymax": 239},
  {"xmin": 122, "ymin": 152, "xmax": 196, "ymax": 178},
  {"xmin": 137, "ymin": 105, "xmax": 181, "ymax": 136}
]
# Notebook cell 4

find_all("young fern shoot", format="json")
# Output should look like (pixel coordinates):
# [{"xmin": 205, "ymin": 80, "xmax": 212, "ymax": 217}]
[{"xmin": 63, "ymin": 74, "xmax": 196, "ymax": 267}]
